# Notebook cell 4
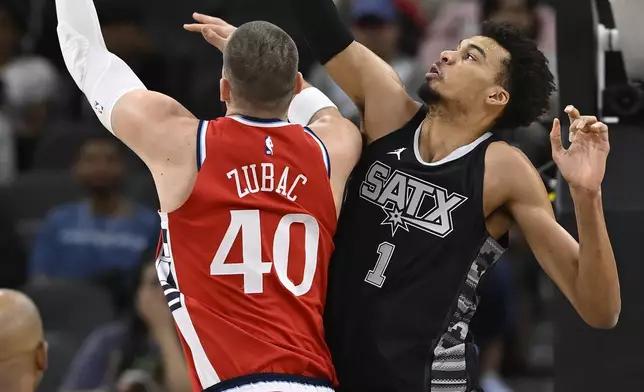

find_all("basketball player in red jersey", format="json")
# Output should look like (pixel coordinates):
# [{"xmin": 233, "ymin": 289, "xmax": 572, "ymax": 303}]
[{"xmin": 55, "ymin": 1, "xmax": 362, "ymax": 391}]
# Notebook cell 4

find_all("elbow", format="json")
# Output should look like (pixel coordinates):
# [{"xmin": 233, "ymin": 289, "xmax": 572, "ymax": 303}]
[
  {"xmin": 574, "ymin": 273, "xmax": 622, "ymax": 329},
  {"xmin": 580, "ymin": 302, "xmax": 621, "ymax": 329},
  {"xmin": 585, "ymin": 313, "xmax": 619, "ymax": 329}
]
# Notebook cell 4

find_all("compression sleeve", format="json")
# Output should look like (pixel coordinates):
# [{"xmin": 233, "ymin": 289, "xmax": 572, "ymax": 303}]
[
  {"xmin": 55, "ymin": 0, "xmax": 147, "ymax": 134},
  {"xmin": 290, "ymin": 0, "xmax": 354, "ymax": 64},
  {"xmin": 288, "ymin": 87, "xmax": 338, "ymax": 126}
]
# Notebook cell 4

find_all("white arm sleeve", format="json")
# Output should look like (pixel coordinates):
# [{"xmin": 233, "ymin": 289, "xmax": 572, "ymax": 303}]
[
  {"xmin": 56, "ymin": 0, "xmax": 146, "ymax": 134},
  {"xmin": 287, "ymin": 87, "xmax": 338, "ymax": 126}
]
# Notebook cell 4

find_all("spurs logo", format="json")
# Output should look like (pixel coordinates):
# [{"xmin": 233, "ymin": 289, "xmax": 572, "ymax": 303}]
[{"xmin": 360, "ymin": 161, "xmax": 467, "ymax": 237}]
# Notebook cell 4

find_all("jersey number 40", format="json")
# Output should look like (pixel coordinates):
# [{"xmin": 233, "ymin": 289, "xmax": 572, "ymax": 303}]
[{"xmin": 210, "ymin": 210, "xmax": 319, "ymax": 296}]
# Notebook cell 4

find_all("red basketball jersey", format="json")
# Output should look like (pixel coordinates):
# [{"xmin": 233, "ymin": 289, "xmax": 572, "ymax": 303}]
[{"xmin": 155, "ymin": 115, "xmax": 338, "ymax": 392}]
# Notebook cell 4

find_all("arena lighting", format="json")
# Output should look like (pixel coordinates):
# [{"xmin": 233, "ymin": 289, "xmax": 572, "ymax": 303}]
[{"xmin": 597, "ymin": 0, "xmax": 644, "ymax": 124}]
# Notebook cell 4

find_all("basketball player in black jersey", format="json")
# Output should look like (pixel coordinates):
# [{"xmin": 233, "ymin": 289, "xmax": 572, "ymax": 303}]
[
  {"xmin": 290, "ymin": 1, "xmax": 620, "ymax": 391},
  {"xmin": 189, "ymin": 7, "xmax": 621, "ymax": 392}
]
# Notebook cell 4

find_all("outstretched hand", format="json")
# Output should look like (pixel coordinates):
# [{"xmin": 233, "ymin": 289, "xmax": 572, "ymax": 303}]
[
  {"xmin": 550, "ymin": 105, "xmax": 610, "ymax": 194},
  {"xmin": 184, "ymin": 13, "xmax": 236, "ymax": 52}
]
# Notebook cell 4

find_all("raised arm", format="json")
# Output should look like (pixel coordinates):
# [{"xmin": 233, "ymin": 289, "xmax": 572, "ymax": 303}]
[
  {"xmin": 491, "ymin": 109, "xmax": 620, "ymax": 329},
  {"xmin": 56, "ymin": 0, "xmax": 198, "ymax": 170},
  {"xmin": 298, "ymin": 87, "xmax": 362, "ymax": 215},
  {"xmin": 287, "ymin": 0, "xmax": 419, "ymax": 142}
]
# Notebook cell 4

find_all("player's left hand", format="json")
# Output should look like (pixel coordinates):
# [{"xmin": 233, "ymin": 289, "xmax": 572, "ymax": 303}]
[
  {"xmin": 184, "ymin": 13, "xmax": 236, "ymax": 52},
  {"xmin": 136, "ymin": 283, "xmax": 174, "ymax": 335},
  {"xmin": 550, "ymin": 105, "xmax": 610, "ymax": 194}
]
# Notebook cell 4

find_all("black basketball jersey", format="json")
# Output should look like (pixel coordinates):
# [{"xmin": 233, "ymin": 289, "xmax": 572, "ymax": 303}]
[{"xmin": 325, "ymin": 106, "xmax": 508, "ymax": 392}]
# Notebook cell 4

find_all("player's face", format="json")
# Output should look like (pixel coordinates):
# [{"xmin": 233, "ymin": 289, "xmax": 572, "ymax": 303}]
[
  {"xmin": 75, "ymin": 140, "xmax": 124, "ymax": 195},
  {"xmin": 418, "ymin": 36, "xmax": 510, "ymax": 111}
]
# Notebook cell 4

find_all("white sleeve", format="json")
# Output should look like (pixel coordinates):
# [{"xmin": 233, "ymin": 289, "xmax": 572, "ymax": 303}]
[
  {"xmin": 287, "ymin": 87, "xmax": 338, "ymax": 126},
  {"xmin": 55, "ymin": 0, "xmax": 147, "ymax": 134}
]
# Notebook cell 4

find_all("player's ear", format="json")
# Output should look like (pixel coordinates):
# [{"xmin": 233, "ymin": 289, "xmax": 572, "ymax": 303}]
[
  {"xmin": 294, "ymin": 72, "xmax": 304, "ymax": 96},
  {"xmin": 37, "ymin": 340, "xmax": 48, "ymax": 372},
  {"xmin": 220, "ymin": 77, "xmax": 231, "ymax": 103},
  {"xmin": 485, "ymin": 86, "xmax": 509, "ymax": 107},
  {"xmin": 34, "ymin": 340, "xmax": 47, "ymax": 387}
]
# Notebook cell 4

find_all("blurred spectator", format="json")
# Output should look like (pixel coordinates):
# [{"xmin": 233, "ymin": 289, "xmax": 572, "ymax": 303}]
[
  {"xmin": 0, "ymin": 1, "xmax": 59, "ymax": 173},
  {"xmin": 29, "ymin": 134, "xmax": 158, "ymax": 282},
  {"xmin": 99, "ymin": 4, "xmax": 168, "ymax": 94},
  {"xmin": 309, "ymin": 0, "xmax": 425, "ymax": 124},
  {"xmin": 61, "ymin": 255, "xmax": 191, "ymax": 392},
  {"xmin": 393, "ymin": 0, "xmax": 429, "ymax": 57},
  {"xmin": 0, "ymin": 289, "xmax": 48, "ymax": 392}
]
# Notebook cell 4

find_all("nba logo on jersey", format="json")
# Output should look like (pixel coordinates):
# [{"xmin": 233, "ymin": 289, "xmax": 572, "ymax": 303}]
[
  {"xmin": 265, "ymin": 136, "xmax": 274, "ymax": 156},
  {"xmin": 93, "ymin": 101, "xmax": 104, "ymax": 115}
]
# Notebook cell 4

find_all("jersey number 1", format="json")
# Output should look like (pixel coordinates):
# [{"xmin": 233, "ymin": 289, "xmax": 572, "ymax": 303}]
[
  {"xmin": 210, "ymin": 210, "xmax": 319, "ymax": 296},
  {"xmin": 365, "ymin": 242, "xmax": 395, "ymax": 288}
]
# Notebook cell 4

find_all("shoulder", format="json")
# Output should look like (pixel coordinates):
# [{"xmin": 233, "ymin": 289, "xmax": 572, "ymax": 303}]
[
  {"xmin": 206, "ymin": 116, "xmax": 247, "ymax": 137},
  {"xmin": 485, "ymin": 141, "xmax": 533, "ymax": 171},
  {"xmin": 309, "ymin": 115, "xmax": 358, "ymax": 139},
  {"xmin": 309, "ymin": 115, "xmax": 363, "ymax": 159},
  {"xmin": 115, "ymin": 91, "xmax": 199, "ymax": 137},
  {"xmin": 485, "ymin": 141, "xmax": 547, "ymax": 204}
]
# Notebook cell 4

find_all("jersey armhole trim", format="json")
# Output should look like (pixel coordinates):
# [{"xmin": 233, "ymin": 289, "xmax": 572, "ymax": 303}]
[
  {"xmin": 196, "ymin": 120, "xmax": 208, "ymax": 171},
  {"xmin": 365, "ymin": 104, "xmax": 427, "ymax": 150},
  {"xmin": 303, "ymin": 126, "xmax": 331, "ymax": 178}
]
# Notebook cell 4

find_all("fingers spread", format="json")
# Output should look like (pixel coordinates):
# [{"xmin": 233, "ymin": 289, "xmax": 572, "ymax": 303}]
[
  {"xmin": 183, "ymin": 23, "xmax": 203, "ymax": 32},
  {"xmin": 550, "ymin": 118, "xmax": 564, "ymax": 155},
  {"xmin": 193, "ymin": 13, "xmax": 224, "ymax": 25},
  {"xmin": 565, "ymin": 105, "xmax": 581, "ymax": 119}
]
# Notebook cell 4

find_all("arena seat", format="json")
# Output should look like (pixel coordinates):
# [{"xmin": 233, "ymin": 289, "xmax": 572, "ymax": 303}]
[
  {"xmin": 23, "ymin": 279, "xmax": 115, "ymax": 345},
  {"xmin": 32, "ymin": 121, "xmax": 95, "ymax": 171},
  {"xmin": 37, "ymin": 331, "xmax": 79, "ymax": 392},
  {"xmin": 0, "ymin": 171, "xmax": 82, "ymax": 247}
]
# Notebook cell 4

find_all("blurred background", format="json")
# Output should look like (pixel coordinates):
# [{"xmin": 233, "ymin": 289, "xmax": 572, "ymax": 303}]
[{"xmin": 1, "ymin": 0, "xmax": 643, "ymax": 391}]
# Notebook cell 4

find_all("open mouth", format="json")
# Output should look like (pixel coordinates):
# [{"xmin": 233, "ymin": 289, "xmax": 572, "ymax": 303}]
[{"xmin": 427, "ymin": 63, "xmax": 442, "ymax": 79}]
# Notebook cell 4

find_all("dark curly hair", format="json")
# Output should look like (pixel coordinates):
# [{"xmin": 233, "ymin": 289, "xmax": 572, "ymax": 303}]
[{"xmin": 480, "ymin": 21, "xmax": 556, "ymax": 131}]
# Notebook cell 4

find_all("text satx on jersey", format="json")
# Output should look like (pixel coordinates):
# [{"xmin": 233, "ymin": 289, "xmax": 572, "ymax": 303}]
[{"xmin": 359, "ymin": 160, "xmax": 468, "ymax": 237}]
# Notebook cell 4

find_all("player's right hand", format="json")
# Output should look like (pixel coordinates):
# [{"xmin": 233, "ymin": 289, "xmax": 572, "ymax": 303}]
[{"xmin": 184, "ymin": 13, "xmax": 236, "ymax": 52}]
